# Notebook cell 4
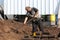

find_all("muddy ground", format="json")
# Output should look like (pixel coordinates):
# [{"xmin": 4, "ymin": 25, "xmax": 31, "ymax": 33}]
[{"xmin": 0, "ymin": 20, "xmax": 60, "ymax": 40}]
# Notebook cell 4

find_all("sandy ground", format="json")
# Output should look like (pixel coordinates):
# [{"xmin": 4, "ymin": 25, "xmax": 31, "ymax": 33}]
[{"xmin": 0, "ymin": 19, "xmax": 59, "ymax": 40}]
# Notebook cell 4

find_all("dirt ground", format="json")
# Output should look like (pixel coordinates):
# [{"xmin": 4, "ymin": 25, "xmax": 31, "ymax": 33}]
[
  {"xmin": 0, "ymin": 20, "xmax": 32, "ymax": 40},
  {"xmin": 0, "ymin": 19, "xmax": 60, "ymax": 40}
]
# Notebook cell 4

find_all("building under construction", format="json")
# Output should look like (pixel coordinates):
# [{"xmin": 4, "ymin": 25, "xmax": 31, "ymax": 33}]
[{"xmin": 0, "ymin": 0, "xmax": 59, "ymax": 40}]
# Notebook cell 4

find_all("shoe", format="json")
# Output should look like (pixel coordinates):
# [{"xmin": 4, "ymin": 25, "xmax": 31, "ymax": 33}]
[{"xmin": 33, "ymin": 32, "xmax": 36, "ymax": 37}]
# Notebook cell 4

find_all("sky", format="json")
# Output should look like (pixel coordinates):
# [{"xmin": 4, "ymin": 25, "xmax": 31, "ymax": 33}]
[{"xmin": 0, "ymin": 0, "xmax": 4, "ymax": 7}]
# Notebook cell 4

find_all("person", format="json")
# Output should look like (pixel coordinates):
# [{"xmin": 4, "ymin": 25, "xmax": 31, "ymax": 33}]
[
  {"xmin": 0, "ymin": 6, "xmax": 8, "ymax": 20},
  {"xmin": 24, "ymin": 6, "xmax": 44, "ymax": 37}
]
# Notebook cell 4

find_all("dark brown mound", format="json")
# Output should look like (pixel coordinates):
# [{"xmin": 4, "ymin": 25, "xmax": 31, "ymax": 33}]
[
  {"xmin": 0, "ymin": 20, "xmax": 59, "ymax": 40},
  {"xmin": 0, "ymin": 20, "xmax": 32, "ymax": 40}
]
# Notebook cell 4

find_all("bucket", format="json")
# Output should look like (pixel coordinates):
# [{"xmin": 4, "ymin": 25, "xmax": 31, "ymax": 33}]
[{"xmin": 50, "ymin": 14, "xmax": 56, "ymax": 25}]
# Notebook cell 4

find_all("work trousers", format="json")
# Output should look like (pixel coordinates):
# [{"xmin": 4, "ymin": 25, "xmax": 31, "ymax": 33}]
[{"xmin": 32, "ymin": 19, "xmax": 44, "ymax": 33}]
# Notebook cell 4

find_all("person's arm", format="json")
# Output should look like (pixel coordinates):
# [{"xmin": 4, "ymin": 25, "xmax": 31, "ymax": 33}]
[{"xmin": 24, "ymin": 17, "xmax": 28, "ymax": 24}]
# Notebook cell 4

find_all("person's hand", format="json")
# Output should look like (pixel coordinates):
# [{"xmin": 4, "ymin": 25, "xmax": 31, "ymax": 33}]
[
  {"xmin": 24, "ymin": 22, "xmax": 26, "ymax": 25},
  {"xmin": 34, "ymin": 16, "xmax": 37, "ymax": 18},
  {"xmin": 23, "ymin": 17, "xmax": 28, "ymax": 25}
]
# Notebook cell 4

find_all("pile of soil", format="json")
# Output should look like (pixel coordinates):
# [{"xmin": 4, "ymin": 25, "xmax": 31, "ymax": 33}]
[
  {"xmin": 0, "ymin": 20, "xmax": 32, "ymax": 40},
  {"xmin": 0, "ymin": 20, "xmax": 59, "ymax": 40}
]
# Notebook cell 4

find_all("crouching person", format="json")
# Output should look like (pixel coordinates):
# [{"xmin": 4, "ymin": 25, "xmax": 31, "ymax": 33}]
[{"xmin": 24, "ymin": 6, "xmax": 44, "ymax": 37}]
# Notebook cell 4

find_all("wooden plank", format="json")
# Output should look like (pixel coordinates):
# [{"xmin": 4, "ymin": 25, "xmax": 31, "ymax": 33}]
[
  {"xmin": 41, "ymin": 38, "xmax": 49, "ymax": 40},
  {"xmin": 33, "ymin": 35, "xmax": 55, "ymax": 38},
  {"xmin": 41, "ymin": 35, "xmax": 55, "ymax": 38},
  {"xmin": 24, "ymin": 35, "xmax": 30, "ymax": 38},
  {"xmin": 22, "ymin": 38, "xmax": 34, "ymax": 40},
  {"xmin": 36, "ymin": 32, "xmax": 50, "ymax": 35},
  {"xmin": 34, "ymin": 38, "xmax": 40, "ymax": 40}
]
